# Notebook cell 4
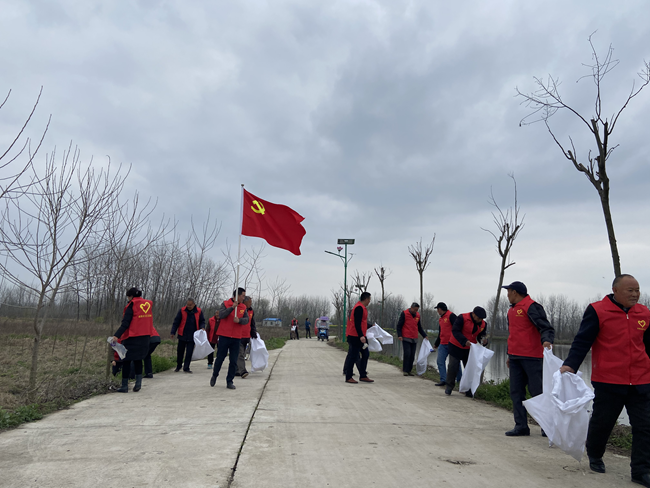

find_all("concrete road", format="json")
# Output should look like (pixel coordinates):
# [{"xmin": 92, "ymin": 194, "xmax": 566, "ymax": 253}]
[{"xmin": 0, "ymin": 339, "xmax": 634, "ymax": 488}]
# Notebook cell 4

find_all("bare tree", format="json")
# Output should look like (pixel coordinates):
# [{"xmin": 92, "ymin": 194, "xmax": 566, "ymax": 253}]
[
  {"xmin": 481, "ymin": 174, "xmax": 525, "ymax": 343},
  {"xmin": 0, "ymin": 143, "xmax": 126, "ymax": 400},
  {"xmin": 373, "ymin": 265, "xmax": 392, "ymax": 327},
  {"xmin": 267, "ymin": 276, "xmax": 291, "ymax": 315},
  {"xmin": 0, "ymin": 87, "xmax": 50, "ymax": 200},
  {"xmin": 331, "ymin": 288, "xmax": 344, "ymax": 325},
  {"xmin": 350, "ymin": 270, "xmax": 372, "ymax": 297},
  {"xmin": 407, "ymin": 236, "xmax": 435, "ymax": 314},
  {"xmin": 516, "ymin": 33, "xmax": 650, "ymax": 277}
]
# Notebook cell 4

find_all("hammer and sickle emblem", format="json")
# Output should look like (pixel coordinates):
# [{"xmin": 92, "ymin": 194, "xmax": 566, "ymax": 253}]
[
  {"xmin": 251, "ymin": 200, "xmax": 265, "ymax": 215},
  {"xmin": 639, "ymin": 320, "xmax": 647, "ymax": 329},
  {"xmin": 140, "ymin": 302, "xmax": 151, "ymax": 314}
]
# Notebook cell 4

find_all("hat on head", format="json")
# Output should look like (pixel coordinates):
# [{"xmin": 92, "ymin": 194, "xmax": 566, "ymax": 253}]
[
  {"xmin": 501, "ymin": 281, "xmax": 528, "ymax": 296},
  {"xmin": 435, "ymin": 302, "xmax": 448, "ymax": 312},
  {"xmin": 411, "ymin": 302, "xmax": 420, "ymax": 308},
  {"xmin": 472, "ymin": 306, "xmax": 487, "ymax": 320}
]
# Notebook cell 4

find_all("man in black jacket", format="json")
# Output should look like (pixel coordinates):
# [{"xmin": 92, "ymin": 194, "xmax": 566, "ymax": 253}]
[
  {"xmin": 445, "ymin": 307, "xmax": 487, "ymax": 396},
  {"xmin": 560, "ymin": 274, "xmax": 650, "ymax": 486},
  {"xmin": 171, "ymin": 299, "xmax": 206, "ymax": 373},
  {"xmin": 396, "ymin": 303, "xmax": 428, "ymax": 376}
]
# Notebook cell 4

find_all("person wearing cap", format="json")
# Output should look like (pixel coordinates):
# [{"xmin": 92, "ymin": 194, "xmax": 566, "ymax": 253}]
[
  {"xmin": 445, "ymin": 306, "xmax": 488, "ymax": 396},
  {"xmin": 433, "ymin": 302, "xmax": 461, "ymax": 386},
  {"xmin": 344, "ymin": 292, "xmax": 374, "ymax": 384},
  {"xmin": 560, "ymin": 274, "xmax": 650, "ymax": 486},
  {"xmin": 502, "ymin": 281, "xmax": 554, "ymax": 437},
  {"xmin": 396, "ymin": 303, "xmax": 428, "ymax": 376}
]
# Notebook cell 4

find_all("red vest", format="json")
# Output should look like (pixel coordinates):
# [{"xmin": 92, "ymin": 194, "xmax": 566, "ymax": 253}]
[
  {"xmin": 346, "ymin": 302, "xmax": 368, "ymax": 337},
  {"xmin": 402, "ymin": 309, "xmax": 421, "ymax": 339},
  {"xmin": 178, "ymin": 306, "xmax": 202, "ymax": 336},
  {"xmin": 123, "ymin": 297, "xmax": 153, "ymax": 337},
  {"xmin": 590, "ymin": 297, "xmax": 650, "ymax": 385},
  {"xmin": 218, "ymin": 299, "xmax": 247, "ymax": 339},
  {"xmin": 507, "ymin": 295, "xmax": 543, "ymax": 358},
  {"xmin": 240, "ymin": 308, "xmax": 253, "ymax": 339},
  {"xmin": 207, "ymin": 316, "xmax": 219, "ymax": 343},
  {"xmin": 448, "ymin": 313, "xmax": 485, "ymax": 350},
  {"xmin": 438, "ymin": 311, "xmax": 453, "ymax": 345}
]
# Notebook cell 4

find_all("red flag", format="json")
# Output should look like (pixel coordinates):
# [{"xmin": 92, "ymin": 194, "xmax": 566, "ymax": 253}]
[{"xmin": 241, "ymin": 189, "xmax": 306, "ymax": 256}]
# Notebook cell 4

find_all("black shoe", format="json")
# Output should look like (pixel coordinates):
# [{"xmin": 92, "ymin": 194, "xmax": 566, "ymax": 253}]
[
  {"xmin": 184, "ymin": 369, "xmax": 192, "ymax": 374},
  {"xmin": 133, "ymin": 374, "xmax": 142, "ymax": 392},
  {"xmin": 117, "ymin": 378, "xmax": 129, "ymax": 393},
  {"xmin": 444, "ymin": 387, "xmax": 452, "ymax": 396},
  {"xmin": 144, "ymin": 373, "xmax": 154, "ymax": 379},
  {"xmin": 227, "ymin": 383, "xmax": 236, "ymax": 390},
  {"xmin": 435, "ymin": 382, "xmax": 446, "ymax": 386},
  {"xmin": 174, "ymin": 367, "xmax": 181, "ymax": 372},
  {"xmin": 241, "ymin": 372, "xmax": 249, "ymax": 379},
  {"xmin": 632, "ymin": 473, "xmax": 650, "ymax": 487},
  {"xmin": 505, "ymin": 428, "xmax": 530, "ymax": 437},
  {"xmin": 465, "ymin": 391, "xmax": 473, "ymax": 398},
  {"xmin": 588, "ymin": 456, "xmax": 606, "ymax": 474},
  {"xmin": 210, "ymin": 375, "xmax": 217, "ymax": 387}
]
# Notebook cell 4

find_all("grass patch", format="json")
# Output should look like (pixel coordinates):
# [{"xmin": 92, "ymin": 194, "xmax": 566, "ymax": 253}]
[
  {"xmin": 265, "ymin": 337, "xmax": 287, "ymax": 350},
  {"xmin": 150, "ymin": 354, "xmax": 176, "ymax": 374},
  {"xmin": 0, "ymin": 404, "xmax": 43, "ymax": 429}
]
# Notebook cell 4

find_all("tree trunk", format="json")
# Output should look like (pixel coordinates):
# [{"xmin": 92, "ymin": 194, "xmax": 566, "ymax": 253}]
[
  {"xmin": 598, "ymin": 182, "xmax": 621, "ymax": 277},
  {"xmin": 488, "ymin": 253, "xmax": 508, "ymax": 345}
]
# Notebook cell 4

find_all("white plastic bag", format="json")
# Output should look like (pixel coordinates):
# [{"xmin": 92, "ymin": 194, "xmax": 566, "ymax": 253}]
[
  {"xmin": 522, "ymin": 348, "xmax": 592, "ymax": 462},
  {"xmin": 107, "ymin": 337, "xmax": 127, "ymax": 360},
  {"xmin": 367, "ymin": 337, "xmax": 382, "ymax": 352},
  {"xmin": 371, "ymin": 323, "xmax": 394, "ymax": 345},
  {"xmin": 250, "ymin": 336, "xmax": 269, "ymax": 372},
  {"xmin": 191, "ymin": 329, "xmax": 214, "ymax": 360},
  {"xmin": 458, "ymin": 343, "xmax": 494, "ymax": 395},
  {"xmin": 416, "ymin": 339, "xmax": 433, "ymax": 376}
]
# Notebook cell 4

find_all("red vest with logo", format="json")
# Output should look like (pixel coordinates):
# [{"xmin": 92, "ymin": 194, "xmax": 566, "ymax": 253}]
[
  {"xmin": 346, "ymin": 302, "xmax": 368, "ymax": 337},
  {"xmin": 178, "ymin": 306, "xmax": 202, "ymax": 336},
  {"xmin": 448, "ymin": 313, "xmax": 485, "ymax": 350},
  {"xmin": 123, "ymin": 297, "xmax": 153, "ymax": 337},
  {"xmin": 207, "ymin": 316, "xmax": 219, "ymax": 343},
  {"xmin": 402, "ymin": 309, "xmax": 421, "ymax": 339},
  {"xmin": 590, "ymin": 297, "xmax": 650, "ymax": 385},
  {"xmin": 438, "ymin": 311, "xmax": 453, "ymax": 345},
  {"xmin": 507, "ymin": 295, "xmax": 543, "ymax": 358},
  {"xmin": 218, "ymin": 299, "xmax": 247, "ymax": 339},
  {"xmin": 240, "ymin": 308, "xmax": 253, "ymax": 339}
]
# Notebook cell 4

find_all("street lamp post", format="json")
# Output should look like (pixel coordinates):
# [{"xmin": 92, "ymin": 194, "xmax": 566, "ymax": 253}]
[{"xmin": 325, "ymin": 238, "xmax": 355, "ymax": 342}]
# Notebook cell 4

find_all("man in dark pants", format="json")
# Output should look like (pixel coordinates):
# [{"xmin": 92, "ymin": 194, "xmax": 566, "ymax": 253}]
[
  {"xmin": 305, "ymin": 317, "xmax": 311, "ymax": 339},
  {"xmin": 397, "ymin": 303, "xmax": 428, "ymax": 376},
  {"xmin": 433, "ymin": 302, "xmax": 461, "ymax": 386},
  {"xmin": 445, "ymin": 306, "xmax": 487, "ymax": 396},
  {"xmin": 502, "ymin": 281, "xmax": 554, "ymax": 436},
  {"xmin": 210, "ymin": 288, "xmax": 248, "ymax": 390},
  {"xmin": 561, "ymin": 274, "xmax": 650, "ymax": 486},
  {"xmin": 344, "ymin": 292, "xmax": 374, "ymax": 384},
  {"xmin": 171, "ymin": 298, "xmax": 205, "ymax": 373}
]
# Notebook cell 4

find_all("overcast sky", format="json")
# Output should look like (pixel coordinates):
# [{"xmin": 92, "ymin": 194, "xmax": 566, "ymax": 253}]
[{"xmin": 1, "ymin": 0, "xmax": 649, "ymax": 317}]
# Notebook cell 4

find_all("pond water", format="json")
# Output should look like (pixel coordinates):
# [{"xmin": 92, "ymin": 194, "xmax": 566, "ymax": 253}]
[{"xmin": 376, "ymin": 338, "xmax": 629, "ymax": 426}]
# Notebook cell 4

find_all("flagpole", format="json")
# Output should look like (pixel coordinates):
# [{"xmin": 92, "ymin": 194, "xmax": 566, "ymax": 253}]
[{"xmin": 235, "ymin": 184, "xmax": 244, "ymax": 298}]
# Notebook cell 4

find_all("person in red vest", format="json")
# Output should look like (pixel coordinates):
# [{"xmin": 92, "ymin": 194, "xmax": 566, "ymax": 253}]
[
  {"xmin": 433, "ymin": 302, "xmax": 460, "ymax": 387},
  {"xmin": 171, "ymin": 298, "xmax": 206, "ymax": 373},
  {"xmin": 291, "ymin": 318, "xmax": 300, "ymax": 340},
  {"xmin": 561, "ymin": 274, "xmax": 650, "ymax": 486},
  {"xmin": 111, "ymin": 287, "xmax": 153, "ymax": 393},
  {"xmin": 210, "ymin": 288, "xmax": 249, "ymax": 390},
  {"xmin": 344, "ymin": 292, "xmax": 374, "ymax": 384},
  {"xmin": 396, "ymin": 302, "xmax": 428, "ymax": 376},
  {"xmin": 206, "ymin": 311, "xmax": 220, "ymax": 369},
  {"xmin": 236, "ymin": 296, "xmax": 259, "ymax": 378},
  {"xmin": 502, "ymin": 281, "xmax": 554, "ymax": 437},
  {"xmin": 445, "ymin": 306, "xmax": 488, "ymax": 396}
]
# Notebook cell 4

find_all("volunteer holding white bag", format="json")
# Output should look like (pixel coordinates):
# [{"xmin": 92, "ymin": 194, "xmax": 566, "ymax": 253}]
[
  {"xmin": 560, "ymin": 274, "xmax": 650, "ymax": 487},
  {"xmin": 396, "ymin": 303, "xmax": 428, "ymax": 376}
]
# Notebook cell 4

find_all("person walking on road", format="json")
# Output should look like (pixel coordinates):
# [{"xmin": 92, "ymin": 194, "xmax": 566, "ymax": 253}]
[
  {"xmin": 236, "ymin": 296, "xmax": 258, "ymax": 378},
  {"xmin": 560, "ymin": 274, "xmax": 650, "ymax": 486},
  {"xmin": 210, "ymin": 288, "xmax": 248, "ymax": 390},
  {"xmin": 445, "ymin": 306, "xmax": 487, "ymax": 397},
  {"xmin": 344, "ymin": 292, "xmax": 374, "ymax": 384},
  {"xmin": 433, "ymin": 302, "xmax": 460, "ymax": 386},
  {"xmin": 397, "ymin": 303, "xmax": 428, "ymax": 376},
  {"xmin": 502, "ymin": 281, "xmax": 554, "ymax": 437},
  {"xmin": 112, "ymin": 287, "xmax": 153, "ymax": 393},
  {"xmin": 206, "ymin": 311, "xmax": 219, "ymax": 369},
  {"xmin": 171, "ymin": 298, "xmax": 205, "ymax": 373},
  {"xmin": 305, "ymin": 317, "xmax": 311, "ymax": 339}
]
